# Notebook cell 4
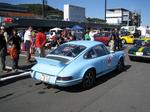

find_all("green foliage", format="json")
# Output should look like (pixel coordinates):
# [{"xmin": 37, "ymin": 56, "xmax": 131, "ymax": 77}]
[
  {"xmin": 87, "ymin": 17, "xmax": 105, "ymax": 23},
  {"xmin": 17, "ymin": 4, "xmax": 63, "ymax": 17}
]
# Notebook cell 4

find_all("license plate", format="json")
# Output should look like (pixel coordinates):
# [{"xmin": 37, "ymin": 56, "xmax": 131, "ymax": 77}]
[
  {"xmin": 41, "ymin": 74, "xmax": 50, "ymax": 82},
  {"xmin": 136, "ymin": 52, "xmax": 143, "ymax": 56}
]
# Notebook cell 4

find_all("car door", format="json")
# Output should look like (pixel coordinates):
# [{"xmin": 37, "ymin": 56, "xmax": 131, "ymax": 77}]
[
  {"xmin": 84, "ymin": 45, "xmax": 113, "ymax": 75},
  {"xmin": 127, "ymin": 35, "xmax": 134, "ymax": 43},
  {"xmin": 93, "ymin": 45, "xmax": 114, "ymax": 72}
]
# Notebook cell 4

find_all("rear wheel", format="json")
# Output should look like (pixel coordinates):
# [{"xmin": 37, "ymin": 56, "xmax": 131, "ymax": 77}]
[
  {"xmin": 117, "ymin": 58, "xmax": 124, "ymax": 72},
  {"xmin": 82, "ymin": 69, "xmax": 96, "ymax": 89}
]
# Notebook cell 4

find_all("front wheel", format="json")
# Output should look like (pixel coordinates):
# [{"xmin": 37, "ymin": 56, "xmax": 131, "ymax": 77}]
[
  {"xmin": 82, "ymin": 70, "xmax": 96, "ymax": 89},
  {"xmin": 121, "ymin": 39, "xmax": 126, "ymax": 44}
]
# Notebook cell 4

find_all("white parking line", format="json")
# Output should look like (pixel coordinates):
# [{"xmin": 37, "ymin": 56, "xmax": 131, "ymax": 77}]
[
  {"xmin": 6, "ymin": 66, "xmax": 12, "ymax": 70},
  {"xmin": 5, "ymin": 66, "xmax": 25, "ymax": 72},
  {"xmin": 0, "ymin": 71, "xmax": 31, "ymax": 81}
]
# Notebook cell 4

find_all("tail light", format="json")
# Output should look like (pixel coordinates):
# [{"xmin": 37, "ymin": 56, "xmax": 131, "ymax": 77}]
[{"xmin": 57, "ymin": 76, "xmax": 73, "ymax": 81}]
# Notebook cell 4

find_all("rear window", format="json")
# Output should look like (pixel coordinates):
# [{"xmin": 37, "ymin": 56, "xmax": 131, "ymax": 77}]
[{"xmin": 50, "ymin": 44, "xmax": 86, "ymax": 57}]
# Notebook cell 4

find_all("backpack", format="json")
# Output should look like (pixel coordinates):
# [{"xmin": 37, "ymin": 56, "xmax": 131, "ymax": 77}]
[{"xmin": 10, "ymin": 45, "xmax": 18, "ymax": 60}]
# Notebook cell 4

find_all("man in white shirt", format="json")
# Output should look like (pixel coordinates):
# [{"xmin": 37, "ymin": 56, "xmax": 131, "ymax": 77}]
[
  {"xmin": 24, "ymin": 26, "xmax": 32, "ymax": 63},
  {"xmin": 89, "ymin": 29, "xmax": 95, "ymax": 41}
]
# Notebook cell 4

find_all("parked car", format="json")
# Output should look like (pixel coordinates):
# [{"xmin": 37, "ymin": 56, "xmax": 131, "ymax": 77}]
[
  {"xmin": 138, "ymin": 37, "xmax": 150, "ymax": 41},
  {"xmin": 128, "ymin": 40, "xmax": 150, "ymax": 61},
  {"xmin": 119, "ymin": 35, "xmax": 135, "ymax": 44},
  {"xmin": 31, "ymin": 41, "xmax": 125, "ymax": 89},
  {"xmin": 93, "ymin": 32, "xmax": 111, "ymax": 46}
]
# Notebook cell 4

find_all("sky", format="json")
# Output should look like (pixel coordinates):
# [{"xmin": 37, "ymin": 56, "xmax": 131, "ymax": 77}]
[{"xmin": 1, "ymin": 0, "xmax": 150, "ymax": 25}]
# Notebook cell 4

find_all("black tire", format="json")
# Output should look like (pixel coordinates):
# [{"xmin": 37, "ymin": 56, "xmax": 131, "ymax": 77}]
[
  {"xmin": 117, "ymin": 58, "xmax": 124, "ymax": 72},
  {"xmin": 82, "ymin": 69, "xmax": 96, "ymax": 89},
  {"xmin": 121, "ymin": 39, "xmax": 126, "ymax": 44}
]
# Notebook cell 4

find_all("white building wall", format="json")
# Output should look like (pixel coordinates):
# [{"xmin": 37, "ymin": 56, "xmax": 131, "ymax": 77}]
[
  {"xmin": 64, "ymin": 4, "xmax": 85, "ymax": 22},
  {"xmin": 106, "ymin": 18, "xmax": 122, "ymax": 24},
  {"xmin": 106, "ymin": 9, "xmax": 131, "ymax": 25},
  {"xmin": 64, "ymin": 4, "xmax": 69, "ymax": 21},
  {"xmin": 106, "ymin": 10, "xmax": 122, "ymax": 18}
]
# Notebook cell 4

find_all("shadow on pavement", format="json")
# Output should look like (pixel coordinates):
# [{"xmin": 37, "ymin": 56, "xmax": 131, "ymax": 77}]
[
  {"xmin": 0, "ymin": 62, "xmax": 36, "ymax": 78},
  {"xmin": 0, "ymin": 93, "xmax": 14, "ymax": 100},
  {"xmin": 54, "ymin": 65, "xmax": 131, "ymax": 93}
]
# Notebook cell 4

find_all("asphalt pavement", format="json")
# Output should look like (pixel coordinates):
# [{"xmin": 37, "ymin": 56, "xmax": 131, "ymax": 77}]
[
  {"xmin": 0, "ymin": 45, "xmax": 150, "ymax": 112},
  {"xmin": 0, "ymin": 54, "xmax": 35, "ymax": 80}
]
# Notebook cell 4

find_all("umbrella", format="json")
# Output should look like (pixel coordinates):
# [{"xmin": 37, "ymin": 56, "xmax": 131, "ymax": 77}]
[
  {"xmin": 50, "ymin": 27, "xmax": 63, "ymax": 32},
  {"xmin": 71, "ymin": 25, "xmax": 83, "ymax": 30}
]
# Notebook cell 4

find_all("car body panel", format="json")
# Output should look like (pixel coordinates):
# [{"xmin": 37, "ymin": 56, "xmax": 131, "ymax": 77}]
[
  {"xmin": 120, "ymin": 35, "xmax": 135, "ymax": 44},
  {"xmin": 31, "ymin": 41, "xmax": 125, "ymax": 87},
  {"xmin": 94, "ymin": 32, "xmax": 111, "ymax": 45}
]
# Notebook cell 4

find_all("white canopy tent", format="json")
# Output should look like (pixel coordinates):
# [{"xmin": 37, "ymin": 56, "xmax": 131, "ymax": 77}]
[
  {"xmin": 137, "ymin": 26, "xmax": 150, "ymax": 37},
  {"xmin": 50, "ymin": 27, "xmax": 63, "ymax": 32}
]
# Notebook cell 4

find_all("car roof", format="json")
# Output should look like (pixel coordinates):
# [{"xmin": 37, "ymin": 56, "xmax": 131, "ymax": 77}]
[{"xmin": 65, "ymin": 40, "xmax": 103, "ymax": 48}]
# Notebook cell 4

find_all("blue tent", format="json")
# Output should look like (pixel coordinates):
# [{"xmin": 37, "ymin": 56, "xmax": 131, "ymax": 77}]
[{"xmin": 71, "ymin": 25, "xmax": 83, "ymax": 30}]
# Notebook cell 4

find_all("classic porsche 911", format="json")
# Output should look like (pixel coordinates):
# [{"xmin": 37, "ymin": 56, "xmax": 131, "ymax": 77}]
[
  {"xmin": 128, "ymin": 40, "xmax": 150, "ymax": 61},
  {"xmin": 31, "ymin": 41, "xmax": 125, "ymax": 89}
]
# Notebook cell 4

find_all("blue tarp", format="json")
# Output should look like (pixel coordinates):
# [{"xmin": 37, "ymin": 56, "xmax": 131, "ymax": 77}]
[{"xmin": 71, "ymin": 25, "xmax": 83, "ymax": 30}]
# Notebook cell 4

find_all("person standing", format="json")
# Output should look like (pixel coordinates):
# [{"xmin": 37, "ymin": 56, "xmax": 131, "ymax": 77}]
[
  {"xmin": 114, "ymin": 28, "xmax": 122, "ymax": 50},
  {"xmin": 89, "ymin": 29, "xmax": 95, "ymax": 41},
  {"xmin": 0, "ymin": 26, "xmax": 9, "ymax": 42},
  {"xmin": 109, "ymin": 32, "xmax": 115, "ymax": 52},
  {"xmin": 35, "ymin": 28, "xmax": 46, "ymax": 57},
  {"xmin": 84, "ymin": 31, "xmax": 91, "ymax": 40},
  {"xmin": 0, "ymin": 28, "xmax": 7, "ymax": 72},
  {"xmin": 24, "ymin": 26, "xmax": 32, "ymax": 63},
  {"xmin": 8, "ymin": 29, "xmax": 22, "ymax": 71}
]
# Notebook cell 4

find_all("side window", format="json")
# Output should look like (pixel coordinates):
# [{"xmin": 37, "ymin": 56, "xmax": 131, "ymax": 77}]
[
  {"xmin": 84, "ymin": 45, "xmax": 108, "ymax": 59},
  {"xmin": 93, "ymin": 45, "xmax": 106, "ymax": 57},
  {"xmin": 84, "ymin": 49, "xmax": 97, "ymax": 59},
  {"xmin": 101, "ymin": 45, "xmax": 110, "ymax": 55}
]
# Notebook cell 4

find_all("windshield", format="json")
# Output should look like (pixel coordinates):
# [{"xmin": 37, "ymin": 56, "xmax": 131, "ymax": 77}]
[
  {"xmin": 94, "ymin": 32, "xmax": 111, "ymax": 37},
  {"xmin": 50, "ymin": 44, "xmax": 86, "ymax": 57}
]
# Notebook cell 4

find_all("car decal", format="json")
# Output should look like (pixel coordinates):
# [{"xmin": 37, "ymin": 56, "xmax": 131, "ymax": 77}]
[
  {"xmin": 138, "ymin": 47, "xmax": 144, "ymax": 52},
  {"xmin": 107, "ymin": 56, "xmax": 112, "ymax": 66}
]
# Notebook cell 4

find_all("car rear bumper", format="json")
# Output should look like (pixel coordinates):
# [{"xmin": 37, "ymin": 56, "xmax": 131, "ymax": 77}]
[
  {"xmin": 55, "ymin": 79, "xmax": 82, "ymax": 87},
  {"xmin": 128, "ymin": 54, "xmax": 150, "ymax": 61},
  {"xmin": 31, "ymin": 71, "xmax": 82, "ymax": 87}
]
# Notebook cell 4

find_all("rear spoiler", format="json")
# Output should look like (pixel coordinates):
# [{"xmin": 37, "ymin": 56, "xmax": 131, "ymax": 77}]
[{"xmin": 35, "ymin": 57, "xmax": 65, "ymax": 67}]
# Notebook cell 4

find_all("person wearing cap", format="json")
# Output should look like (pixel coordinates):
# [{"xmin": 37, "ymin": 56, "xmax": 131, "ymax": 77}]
[{"xmin": 0, "ymin": 29, "xmax": 7, "ymax": 72}]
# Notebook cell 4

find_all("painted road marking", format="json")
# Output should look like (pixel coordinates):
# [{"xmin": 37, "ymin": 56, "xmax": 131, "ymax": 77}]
[{"xmin": 0, "ymin": 71, "xmax": 31, "ymax": 81}]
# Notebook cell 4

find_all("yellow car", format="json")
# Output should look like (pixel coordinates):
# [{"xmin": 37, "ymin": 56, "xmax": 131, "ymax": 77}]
[{"xmin": 119, "ymin": 35, "xmax": 135, "ymax": 44}]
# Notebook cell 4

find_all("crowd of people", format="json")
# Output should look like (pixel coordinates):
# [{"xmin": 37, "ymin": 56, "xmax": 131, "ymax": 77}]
[{"xmin": 0, "ymin": 26, "xmax": 122, "ymax": 73}]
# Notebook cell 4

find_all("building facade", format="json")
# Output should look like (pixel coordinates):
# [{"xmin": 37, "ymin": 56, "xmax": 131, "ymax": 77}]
[
  {"xmin": 106, "ymin": 8, "xmax": 141, "ymax": 27},
  {"xmin": 64, "ymin": 4, "xmax": 86, "ymax": 22}
]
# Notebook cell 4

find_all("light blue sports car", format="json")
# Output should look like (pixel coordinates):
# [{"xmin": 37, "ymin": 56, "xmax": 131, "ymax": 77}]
[{"xmin": 31, "ymin": 41, "xmax": 125, "ymax": 89}]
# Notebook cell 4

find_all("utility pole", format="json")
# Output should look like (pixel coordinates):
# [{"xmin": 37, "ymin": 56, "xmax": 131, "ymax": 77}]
[
  {"xmin": 42, "ymin": 0, "xmax": 46, "ymax": 18},
  {"xmin": 105, "ymin": 0, "xmax": 107, "ymax": 22}
]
